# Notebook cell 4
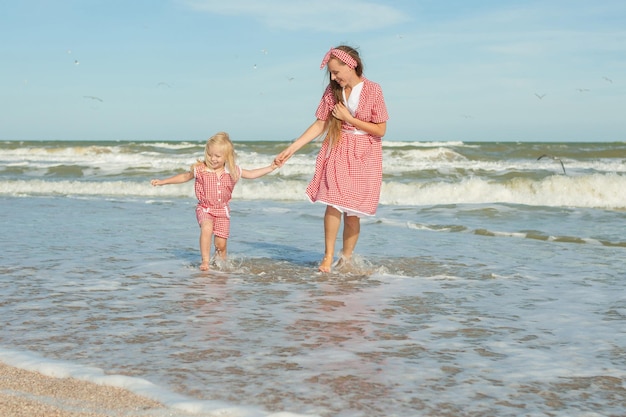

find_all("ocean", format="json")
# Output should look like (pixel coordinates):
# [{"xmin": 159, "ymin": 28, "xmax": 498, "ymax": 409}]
[{"xmin": 1, "ymin": 139, "xmax": 625, "ymax": 417}]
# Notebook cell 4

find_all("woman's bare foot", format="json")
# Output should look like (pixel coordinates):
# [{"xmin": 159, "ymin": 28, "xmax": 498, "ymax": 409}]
[
  {"xmin": 199, "ymin": 260, "xmax": 210, "ymax": 271},
  {"xmin": 319, "ymin": 256, "xmax": 333, "ymax": 272}
]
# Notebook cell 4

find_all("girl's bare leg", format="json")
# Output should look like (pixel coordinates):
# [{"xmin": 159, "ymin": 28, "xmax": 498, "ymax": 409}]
[
  {"xmin": 341, "ymin": 214, "xmax": 360, "ymax": 261},
  {"xmin": 214, "ymin": 236, "xmax": 228, "ymax": 260},
  {"xmin": 199, "ymin": 221, "xmax": 214, "ymax": 271},
  {"xmin": 320, "ymin": 206, "xmax": 341, "ymax": 272}
]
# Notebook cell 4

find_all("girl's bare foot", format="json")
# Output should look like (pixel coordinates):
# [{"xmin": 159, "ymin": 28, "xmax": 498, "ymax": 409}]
[
  {"xmin": 319, "ymin": 256, "xmax": 333, "ymax": 272},
  {"xmin": 199, "ymin": 260, "xmax": 210, "ymax": 271}
]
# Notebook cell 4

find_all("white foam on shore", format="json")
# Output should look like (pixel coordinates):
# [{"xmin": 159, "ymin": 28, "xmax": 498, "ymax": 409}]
[{"xmin": 0, "ymin": 348, "xmax": 318, "ymax": 417}]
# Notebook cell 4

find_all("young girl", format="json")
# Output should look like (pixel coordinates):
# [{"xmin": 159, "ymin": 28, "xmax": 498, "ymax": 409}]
[{"xmin": 151, "ymin": 132, "xmax": 277, "ymax": 271}]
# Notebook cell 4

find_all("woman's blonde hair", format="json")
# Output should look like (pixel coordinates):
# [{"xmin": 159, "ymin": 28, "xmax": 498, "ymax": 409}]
[
  {"xmin": 195, "ymin": 131, "xmax": 239, "ymax": 181},
  {"xmin": 324, "ymin": 45, "xmax": 363, "ymax": 147}
]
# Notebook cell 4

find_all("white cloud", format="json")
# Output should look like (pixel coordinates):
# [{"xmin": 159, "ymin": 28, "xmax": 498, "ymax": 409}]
[{"xmin": 182, "ymin": 0, "xmax": 409, "ymax": 32}]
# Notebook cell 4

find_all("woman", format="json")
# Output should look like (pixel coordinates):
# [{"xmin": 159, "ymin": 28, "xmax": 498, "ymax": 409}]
[{"xmin": 275, "ymin": 45, "xmax": 389, "ymax": 272}]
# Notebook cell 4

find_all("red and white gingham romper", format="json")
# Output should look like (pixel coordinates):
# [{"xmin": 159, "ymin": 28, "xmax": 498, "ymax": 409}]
[
  {"xmin": 306, "ymin": 77, "xmax": 389, "ymax": 216},
  {"xmin": 194, "ymin": 164, "xmax": 242, "ymax": 238}
]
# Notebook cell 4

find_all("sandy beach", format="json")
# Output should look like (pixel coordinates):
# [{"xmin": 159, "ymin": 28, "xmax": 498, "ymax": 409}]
[{"xmin": 0, "ymin": 362, "xmax": 168, "ymax": 417}]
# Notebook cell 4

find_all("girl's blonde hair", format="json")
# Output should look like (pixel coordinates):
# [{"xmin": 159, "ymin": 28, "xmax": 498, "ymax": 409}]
[
  {"xmin": 324, "ymin": 45, "xmax": 363, "ymax": 147},
  {"xmin": 195, "ymin": 131, "xmax": 239, "ymax": 181}
]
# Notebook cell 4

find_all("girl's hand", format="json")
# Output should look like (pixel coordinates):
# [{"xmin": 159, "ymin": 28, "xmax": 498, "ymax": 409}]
[{"xmin": 150, "ymin": 179, "xmax": 161, "ymax": 186}]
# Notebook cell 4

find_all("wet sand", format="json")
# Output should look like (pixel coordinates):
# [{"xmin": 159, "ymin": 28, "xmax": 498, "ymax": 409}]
[{"xmin": 0, "ymin": 362, "xmax": 168, "ymax": 417}]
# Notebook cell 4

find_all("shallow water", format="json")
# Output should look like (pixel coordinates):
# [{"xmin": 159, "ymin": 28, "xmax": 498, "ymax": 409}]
[{"xmin": 1, "ymin": 195, "xmax": 625, "ymax": 416}]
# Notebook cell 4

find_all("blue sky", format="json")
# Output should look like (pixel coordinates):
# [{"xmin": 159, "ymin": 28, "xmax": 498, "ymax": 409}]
[{"xmin": 1, "ymin": 0, "xmax": 625, "ymax": 142}]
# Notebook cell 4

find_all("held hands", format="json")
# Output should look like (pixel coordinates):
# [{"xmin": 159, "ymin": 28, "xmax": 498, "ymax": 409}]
[
  {"xmin": 274, "ymin": 148, "xmax": 294, "ymax": 168},
  {"xmin": 274, "ymin": 117, "xmax": 326, "ymax": 167}
]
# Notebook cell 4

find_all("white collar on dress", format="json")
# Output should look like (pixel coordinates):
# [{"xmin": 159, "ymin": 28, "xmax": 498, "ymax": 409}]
[{"xmin": 343, "ymin": 81, "xmax": 364, "ymax": 114}]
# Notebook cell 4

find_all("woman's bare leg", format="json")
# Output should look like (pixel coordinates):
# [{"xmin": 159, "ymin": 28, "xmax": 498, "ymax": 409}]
[
  {"xmin": 320, "ymin": 206, "xmax": 341, "ymax": 272},
  {"xmin": 341, "ymin": 214, "xmax": 360, "ymax": 260}
]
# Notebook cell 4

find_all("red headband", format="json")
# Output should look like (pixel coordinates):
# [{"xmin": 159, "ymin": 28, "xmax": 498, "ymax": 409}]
[{"xmin": 320, "ymin": 47, "xmax": 357, "ymax": 69}]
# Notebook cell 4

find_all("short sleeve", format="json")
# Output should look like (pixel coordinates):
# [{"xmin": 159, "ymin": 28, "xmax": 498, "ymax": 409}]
[
  {"xmin": 314, "ymin": 85, "xmax": 335, "ymax": 121},
  {"xmin": 366, "ymin": 82, "xmax": 389, "ymax": 124}
]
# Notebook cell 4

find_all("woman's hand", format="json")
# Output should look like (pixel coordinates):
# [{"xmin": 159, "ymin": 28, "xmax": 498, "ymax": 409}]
[
  {"xmin": 331, "ymin": 102, "xmax": 352, "ymax": 122},
  {"xmin": 332, "ymin": 103, "xmax": 387, "ymax": 137},
  {"xmin": 275, "ymin": 119, "xmax": 327, "ymax": 167}
]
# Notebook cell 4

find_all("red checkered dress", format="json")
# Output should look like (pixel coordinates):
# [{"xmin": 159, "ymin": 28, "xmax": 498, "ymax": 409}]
[
  {"xmin": 194, "ymin": 164, "xmax": 242, "ymax": 238},
  {"xmin": 306, "ymin": 77, "xmax": 389, "ymax": 216}
]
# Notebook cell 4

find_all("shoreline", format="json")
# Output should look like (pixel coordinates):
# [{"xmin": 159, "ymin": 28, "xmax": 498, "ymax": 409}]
[{"xmin": 0, "ymin": 362, "xmax": 169, "ymax": 417}]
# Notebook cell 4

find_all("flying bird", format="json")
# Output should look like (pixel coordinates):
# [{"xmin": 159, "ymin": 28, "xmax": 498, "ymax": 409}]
[
  {"xmin": 535, "ymin": 93, "xmax": 546, "ymax": 99},
  {"xmin": 602, "ymin": 76, "xmax": 613, "ymax": 83},
  {"xmin": 83, "ymin": 95, "xmax": 103, "ymax": 102},
  {"xmin": 537, "ymin": 154, "xmax": 566, "ymax": 175},
  {"xmin": 576, "ymin": 88, "xmax": 590, "ymax": 92}
]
